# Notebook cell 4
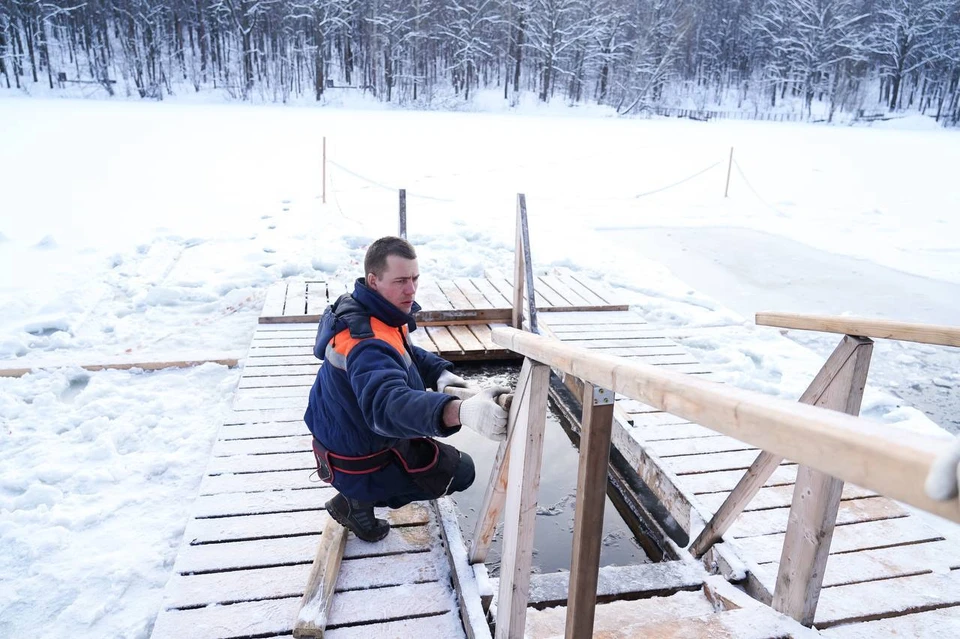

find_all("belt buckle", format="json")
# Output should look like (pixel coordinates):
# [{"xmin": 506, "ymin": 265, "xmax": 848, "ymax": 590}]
[{"xmin": 316, "ymin": 452, "xmax": 334, "ymax": 483}]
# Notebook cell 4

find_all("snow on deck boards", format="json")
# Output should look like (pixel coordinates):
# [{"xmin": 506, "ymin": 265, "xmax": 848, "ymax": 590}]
[
  {"xmin": 258, "ymin": 272, "xmax": 628, "ymax": 325},
  {"xmin": 535, "ymin": 308, "xmax": 960, "ymax": 637},
  {"xmin": 149, "ymin": 324, "xmax": 471, "ymax": 639}
]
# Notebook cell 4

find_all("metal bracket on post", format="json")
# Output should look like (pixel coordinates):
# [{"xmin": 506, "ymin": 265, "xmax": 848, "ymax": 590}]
[{"xmin": 592, "ymin": 386, "xmax": 613, "ymax": 406}]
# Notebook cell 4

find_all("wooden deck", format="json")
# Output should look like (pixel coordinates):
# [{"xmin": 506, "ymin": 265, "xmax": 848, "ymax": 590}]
[
  {"xmin": 536, "ymin": 309, "xmax": 960, "ymax": 636},
  {"xmin": 256, "ymin": 271, "xmax": 627, "ymax": 362},
  {"xmin": 259, "ymin": 271, "xmax": 627, "ymax": 323},
  {"xmin": 150, "ymin": 323, "xmax": 485, "ymax": 639},
  {"xmin": 150, "ymin": 275, "xmax": 960, "ymax": 638}
]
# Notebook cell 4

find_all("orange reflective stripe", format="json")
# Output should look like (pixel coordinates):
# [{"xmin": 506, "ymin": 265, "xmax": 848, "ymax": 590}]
[{"xmin": 333, "ymin": 318, "xmax": 408, "ymax": 359}]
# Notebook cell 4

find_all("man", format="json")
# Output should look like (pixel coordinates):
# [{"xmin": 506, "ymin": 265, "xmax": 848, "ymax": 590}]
[{"xmin": 304, "ymin": 236, "xmax": 509, "ymax": 542}]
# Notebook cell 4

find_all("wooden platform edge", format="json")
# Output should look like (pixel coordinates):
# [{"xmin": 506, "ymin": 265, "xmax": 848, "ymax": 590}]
[
  {"xmin": 433, "ymin": 498, "xmax": 492, "ymax": 639},
  {"xmin": 0, "ymin": 355, "xmax": 241, "ymax": 378}
]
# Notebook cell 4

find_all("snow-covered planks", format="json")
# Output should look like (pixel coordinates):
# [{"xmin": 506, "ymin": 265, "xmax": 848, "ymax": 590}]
[
  {"xmin": 489, "ymin": 560, "xmax": 707, "ymax": 609},
  {"xmin": 150, "ymin": 321, "xmax": 474, "ymax": 639},
  {"xmin": 260, "ymin": 280, "xmax": 338, "ymax": 324},
  {"xmin": 259, "ymin": 273, "xmax": 628, "ymax": 325},
  {"xmin": 523, "ymin": 581, "xmax": 820, "ymax": 639}
]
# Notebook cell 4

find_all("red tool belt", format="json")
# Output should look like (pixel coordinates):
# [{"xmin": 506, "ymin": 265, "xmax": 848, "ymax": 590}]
[
  {"xmin": 312, "ymin": 439, "xmax": 394, "ymax": 482},
  {"xmin": 311, "ymin": 437, "xmax": 458, "ymax": 499}
]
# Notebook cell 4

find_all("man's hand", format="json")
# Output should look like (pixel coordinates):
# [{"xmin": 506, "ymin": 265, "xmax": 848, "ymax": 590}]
[
  {"xmin": 437, "ymin": 370, "xmax": 467, "ymax": 394},
  {"xmin": 459, "ymin": 387, "xmax": 510, "ymax": 441}
]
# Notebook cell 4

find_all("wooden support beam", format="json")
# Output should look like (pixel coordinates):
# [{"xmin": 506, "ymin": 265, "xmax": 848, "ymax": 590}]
[
  {"xmin": 433, "ymin": 498, "xmax": 493, "ymax": 639},
  {"xmin": 496, "ymin": 359, "xmax": 550, "ymax": 639},
  {"xmin": 0, "ymin": 355, "xmax": 240, "ymax": 378},
  {"xmin": 565, "ymin": 382, "xmax": 615, "ymax": 639},
  {"xmin": 292, "ymin": 517, "xmax": 348, "ymax": 638},
  {"xmin": 773, "ymin": 336, "xmax": 873, "ymax": 626},
  {"xmin": 689, "ymin": 335, "xmax": 871, "ymax": 557},
  {"xmin": 490, "ymin": 327, "xmax": 960, "ymax": 523},
  {"xmin": 756, "ymin": 311, "xmax": 960, "ymax": 348},
  {"xmin": 689, "ymin": 451, "xmax": 782, "ymax": 557},
  {"xmin": 469, "ymin": 358, "xmax": 533, "ymax": 563},
  {"xmin": 398, "ymin": 189, "xmax": 407, "ymax": 239}
]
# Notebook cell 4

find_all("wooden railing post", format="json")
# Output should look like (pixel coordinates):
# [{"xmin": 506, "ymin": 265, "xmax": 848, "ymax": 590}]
[
  {"xmin": 565, "ymin": 382, "xmax": 615, "ymax": 639},
  {"xmin": 398, "ymin": 189, "xmax": 407, "ymax": 239},
  {"xmin": 773, "ymin": 335, "xmax": 873, "ymax": 625},
  {"xmin": 690, "ymin": 334, "xmax": 874, "ymax": 557},
  {"xmin": 496, "ymin": 358, "xmax": 550, "ymax": 639},
  {"xmin": 511, "ymin": 194, "xmax": 538, "ymax": 333},
  {"xmin": 469, "ymin": 358, "xmax": 534, "ymax": 564}
]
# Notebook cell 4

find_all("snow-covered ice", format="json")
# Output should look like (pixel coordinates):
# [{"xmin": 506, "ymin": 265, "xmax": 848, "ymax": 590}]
[{"xmin": 1, "ymin": 96, "xmax": 959, "ymax": 638}]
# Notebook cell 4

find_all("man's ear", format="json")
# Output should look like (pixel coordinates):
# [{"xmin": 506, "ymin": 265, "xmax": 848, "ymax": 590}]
[{"xmin": 366, "ymin": 273, "xmax": 378, "ymax": 290}]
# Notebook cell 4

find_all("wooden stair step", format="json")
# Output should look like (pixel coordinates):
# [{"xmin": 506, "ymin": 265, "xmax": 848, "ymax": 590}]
[
  {"xmin": 524, "ymin": 590, "xmax": 716, "ymax": 638},
  {"xmin": 490, "ymin": 561, "xmax": 707, "ymax": 609}
]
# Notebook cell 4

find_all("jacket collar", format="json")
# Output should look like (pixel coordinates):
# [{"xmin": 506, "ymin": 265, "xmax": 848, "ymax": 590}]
[{"xmin": 352, "ymin": 278, "xmax": 421, "ymax": 331}]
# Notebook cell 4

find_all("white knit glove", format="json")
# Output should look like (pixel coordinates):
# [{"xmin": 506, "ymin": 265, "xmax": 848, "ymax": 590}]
[
  {"xmin": 437, "ymin": 370, "xmax": 467, "ymax": 394},
  {"xmin": 459, "ymin": 387, "xmax": 510, "ymax": 441}
]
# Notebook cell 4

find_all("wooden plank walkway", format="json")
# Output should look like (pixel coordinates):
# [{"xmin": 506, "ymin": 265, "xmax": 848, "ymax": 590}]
[
  {"xmin": 153, "ymin": 275, "xmax": 960, "ymax": 638},
  {"xmin": 536, "ymin": 309, "xmax": 960, "ymax": 635},
  {"xmin": 259, "ymin": 271, "xmax": 628, "ymax": 326},
  {"xmin": 150, "ymin": 322, "xmax": 481, "ymax": 639},
  {"xmin": 256, "ymin": 271, "xmax": 627, "ymax": 361}
]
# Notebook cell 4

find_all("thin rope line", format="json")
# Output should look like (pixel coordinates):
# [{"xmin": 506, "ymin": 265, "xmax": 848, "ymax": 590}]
[
  {"xmin": 327, "ymin": 163, "xmax": 365, "ymax": 227},
  {"xmin": 634, "ymin": 160, "xmax": 723, "ymax": 198},
  {"xmin": 328, "ymin": 160, "xmax": 455, "ymax": 202},
  {"xmin": 732, "ymin": 159, "xmax": 788, "ymax": 218}
]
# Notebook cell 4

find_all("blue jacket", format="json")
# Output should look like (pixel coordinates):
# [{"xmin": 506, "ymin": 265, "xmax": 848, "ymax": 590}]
[{"xmin": 303, "ymin": 278, "xmax": 458, "ymax": 503}]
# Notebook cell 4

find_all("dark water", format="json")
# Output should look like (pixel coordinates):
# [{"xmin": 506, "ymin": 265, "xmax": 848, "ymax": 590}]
[{"xmin": 446, "ymin": 365, "xmax": 650, "ymax": 576}]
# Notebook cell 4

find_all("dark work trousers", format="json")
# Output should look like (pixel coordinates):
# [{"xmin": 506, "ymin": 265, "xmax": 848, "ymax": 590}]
[{"xmin": 377, "ymin": 451, "xmax": 476, "ymax": 509}]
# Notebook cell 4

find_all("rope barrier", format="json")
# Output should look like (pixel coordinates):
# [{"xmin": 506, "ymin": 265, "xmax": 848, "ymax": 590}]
[
  {"xmin": 328, "ymin": 159, "xmax": 455, "ymax": 202},
  {"xmin": 327, "ymin": 165, "xmax": 368, "ymax": 227},
  {"xmin": 732, "ymin": 159, "xmax": 789, "ymax": 218},
  {"xmin": 633, "ymin": 160, "xmax": 724, "ymax": 198}
]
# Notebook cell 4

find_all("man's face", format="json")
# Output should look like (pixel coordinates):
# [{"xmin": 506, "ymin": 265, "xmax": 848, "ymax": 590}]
[{"xmin": 367, "ymin": 255, "xmax": 419, "ymax": 314}]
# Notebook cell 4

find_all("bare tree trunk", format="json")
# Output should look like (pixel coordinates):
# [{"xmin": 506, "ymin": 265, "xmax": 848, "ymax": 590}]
[
  {"xmin": 513, "ymin": 13, "xmax": 523, "ymax": 95},
  {"xmin": 24, "ymin": 16, "xmax": 38, "ymax": 83},
  {"xmin": 0, "ymin": 24, "xmax": 10, "ymax": 89}
]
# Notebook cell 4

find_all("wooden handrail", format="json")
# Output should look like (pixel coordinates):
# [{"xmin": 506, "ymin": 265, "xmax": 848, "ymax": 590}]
[
  {"xmin": 490, "ymin": 326, "xmax": 960, "ymax": 523},
  {"xmin": 756, "ymin": 311, "xmax": 960, "ymax": 347}
]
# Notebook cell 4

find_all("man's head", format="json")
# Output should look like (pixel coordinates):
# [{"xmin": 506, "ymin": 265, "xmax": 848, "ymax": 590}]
[{"xmin": 364, "ymin": 236, "xmax": 419, "ymax": 314}]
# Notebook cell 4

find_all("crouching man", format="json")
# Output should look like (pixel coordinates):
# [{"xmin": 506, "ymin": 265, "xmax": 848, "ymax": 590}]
[{"xmin": 304, "ymin": 236, "xmax": 509, "ymax": 541}]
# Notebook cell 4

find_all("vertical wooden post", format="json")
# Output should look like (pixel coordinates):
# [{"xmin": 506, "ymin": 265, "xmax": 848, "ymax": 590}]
[
  {"xmin": 724, "ymin": 146, "xmax": 734, "ymax": 198},
  {"xmin": 322, "ymin": 137, "xmax": 327, "ymax": 204},
  {"xmin": 565, "ymin": 383, "xmax": 615, "ymax": 639},
  {"xmin": 518, "ymin": 194, "xmax": 538, "ymax": 334},
  {"xmin": 773, "ymin": 335, "xmax": 873, "ymax": 626},
  {"xmin": 496, "ymin": 360, "xmax": 550, "ymax": 639},
  {"xmin": 689, "ymin": 334, "xmax": 871, "ymax": 558},
  {"xmin": 512, "ymin": 195, "xmax": 525, "ymax": 330},
  {"xmin": 398, "ymin": 189, "xmax": 407, "ymax": 239}
]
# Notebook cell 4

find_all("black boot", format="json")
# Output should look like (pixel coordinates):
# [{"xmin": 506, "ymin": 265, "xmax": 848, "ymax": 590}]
[{"xmin": 325, "ymin": 493, "xmax": 390, "ymax": 542}]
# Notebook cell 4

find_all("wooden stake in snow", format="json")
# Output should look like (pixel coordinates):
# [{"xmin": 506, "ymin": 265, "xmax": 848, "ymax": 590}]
[
  {"xmin": 724, "ymin": 146, "xmax": 734, "ymax": 197},
  {"xmin": 293, "ymin": 517, "xmax": 348, "ymax": 638}
]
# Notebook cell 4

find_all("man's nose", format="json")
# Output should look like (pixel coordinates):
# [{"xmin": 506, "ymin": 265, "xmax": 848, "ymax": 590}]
[{"xmin": 404, "ymin": 281, "xmax": 417, "ymax": 295}]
